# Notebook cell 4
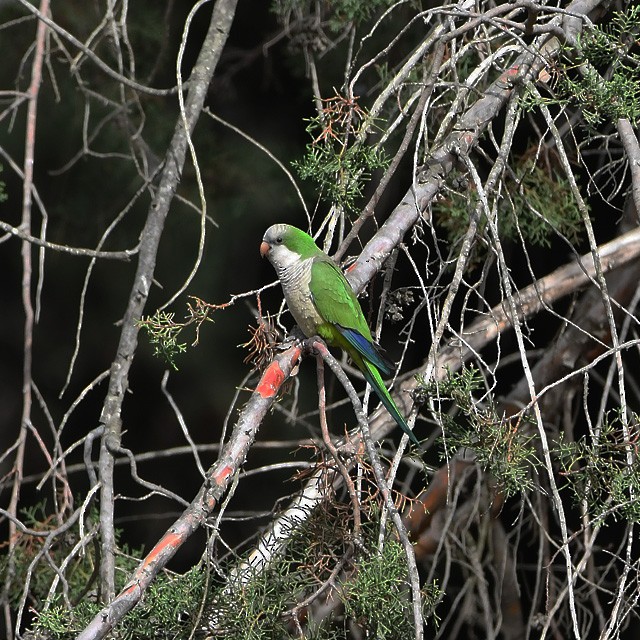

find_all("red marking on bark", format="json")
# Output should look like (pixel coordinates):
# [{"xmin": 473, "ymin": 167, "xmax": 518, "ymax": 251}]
[
  {"xmin": 256, "ymin": 361, "xmax": 286, "ymax": 398},
  {"xmin": 142, "ymin": 531, "xmax": 181, "ymax": 567},
  {"xmin": 503, "ymin": 64, "xmax": 520, "ymax": 79},
  {"xmin": 119, "ymin": 582, "xmax": 139, "ymax": 597},
  {"xmin": 217, "ymin": 465, "xmax": 233, "ymax": 483}
]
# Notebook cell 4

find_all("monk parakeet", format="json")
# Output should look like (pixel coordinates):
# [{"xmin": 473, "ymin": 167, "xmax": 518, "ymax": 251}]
[{"xmin": 260, "ymin": 223, "xmax": 418, "ymax": 446}]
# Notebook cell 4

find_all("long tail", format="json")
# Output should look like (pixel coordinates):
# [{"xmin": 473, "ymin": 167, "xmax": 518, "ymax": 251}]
[{"xmin": 359, "ymin": 356, "xmax": 420, "ymax": 447}]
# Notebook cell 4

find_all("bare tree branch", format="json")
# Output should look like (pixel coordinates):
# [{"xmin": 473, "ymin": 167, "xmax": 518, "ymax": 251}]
[{"xmin": 95, "ymin": 0, "xmax": 239, "ymax": 603}]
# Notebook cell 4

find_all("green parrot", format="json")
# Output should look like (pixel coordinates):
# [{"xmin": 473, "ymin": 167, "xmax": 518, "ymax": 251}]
[{"xmin": 260, "ymin": 223, "xmax": 419, "ymax": 446}]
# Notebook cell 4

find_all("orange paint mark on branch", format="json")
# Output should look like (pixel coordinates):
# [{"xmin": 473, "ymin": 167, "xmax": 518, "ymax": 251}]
[
  {"xmin": 116, "ymin": 531, "xmax": 183, "ymax": 599},
  {"xmin": 141, "ymin": 531, "xmax": 182, "ymax": 568},
  {"xmin": 256, "ymin": 361, "xmax": 286, "ymax": 398},
  {"xmin": 502, "ymin": 64, "xmax": 520, "ymax": 80},
  {"xmin": 216, "ymin": 464, "xmax": 233, "ymax": 483},
  {"xmin": 119, "ymin": 582, "xmax": 139, "ymax": 597}
]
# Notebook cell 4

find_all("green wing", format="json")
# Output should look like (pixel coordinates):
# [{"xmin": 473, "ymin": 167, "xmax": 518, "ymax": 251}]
[
  {"xmin": 309, "ymin": 258, "xmax": 372, "ymax": 337},
  {"xmin": 309, "ymin": 258, "xmax": 393, "ymax": 375},
  {"xmin": 310, "ymin": 259, "xmax": 418, "ymax": 446}
]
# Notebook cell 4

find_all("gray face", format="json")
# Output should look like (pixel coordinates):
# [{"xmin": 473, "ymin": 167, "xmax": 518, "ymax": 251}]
[
  {"xmin": 261, "ymin": 225, "xmax": 300, "ymax": 273},
  {"xmin": 261, "ymin": 226, "xmax": 319, "ymax": 337}
]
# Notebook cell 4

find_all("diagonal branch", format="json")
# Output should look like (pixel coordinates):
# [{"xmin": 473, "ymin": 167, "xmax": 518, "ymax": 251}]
[
  {"xmin": 77, "ymin": 343, "xmax": 302, "ymax": 640},
  {"xmin": 346, "ymin": 0, "xmax": 605, "ymax": 294},
  {"xmin": 95, "ymin": 0, "xmax": 239, "ymax": 603}
]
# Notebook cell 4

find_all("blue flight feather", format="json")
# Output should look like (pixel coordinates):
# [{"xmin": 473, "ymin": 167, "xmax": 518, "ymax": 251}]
[{"xmin": 338, "ymin": 326, "xmax": 393, "ymax": 375}]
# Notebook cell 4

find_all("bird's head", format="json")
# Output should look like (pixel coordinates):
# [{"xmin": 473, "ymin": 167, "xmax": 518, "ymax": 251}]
[{"xmin": 260, "ymin": 224, "xmax": 321, "ymax": 269}]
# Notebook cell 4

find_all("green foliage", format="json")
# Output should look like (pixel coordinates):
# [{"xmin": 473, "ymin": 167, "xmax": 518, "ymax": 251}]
[
  {"xmin": 435, "ymin": 159, "xmax": 585, "ymax": 254},
  {"xmin": 210, "ymin": 566, "xmax": 303, "ymax": 639},
  {"xmin": 528, "ymin": 6, "xmax": 640, "ymax": 126},
  {"xmin": 209, "ymin": 504, "xmax": 351, "ymax": 639},
  {"xmin": 339, "ymin": 521, "xmax": 441, "ymax": 636},
  {"xmin": 32, "ymin": 568, "xmax": 206, "ymax": 640},
  {"xmin": 137, "ymin": 297, "xmax": 214, "ymax": 370},
  {"xmin": 32, "ymin": 601, "xmax": 101, "ymax": 639},
  {"xmin": 137, "ymin": 310, "xmax": 188, "ymax": 370},
  {"xmin": 557, "ymin": 411, "xmax": 640, "ymax": 524},
  {"xmin": 293, "ymin": 94, "xmax": 388, "ymax": 214},
  {"xmin": 122, "ymin": 567, "xmax": 207, "ymax": 639},
  {"xmin": 416, "ymin": 367, "xmax": 539, "ymax": 497},
  {"xmin": 341, "ymin": 537, "xmax": 441, "ymax": 638},
  {"xmin": 0, "ymin": 502, "xmax": 196, "ymax": 639},
  {"xmin": 413, "ymin": 364, "xmax": 483, "ymax": 408},
  {"xmin": 0, "ymin": 502, "xmax": 105, "ymax": 609},
  {"xmin": 500, "ymin": 162, "xmax": 585, "ymax": 248},
  {"xmin": 209, "ymin": 506, "xmax": 439, "ymax": 638}
]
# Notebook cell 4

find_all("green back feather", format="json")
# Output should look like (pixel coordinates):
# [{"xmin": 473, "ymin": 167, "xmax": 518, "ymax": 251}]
[{"xmin": 309, "ymin": 259, "xmax": 373, "ymax": 340}]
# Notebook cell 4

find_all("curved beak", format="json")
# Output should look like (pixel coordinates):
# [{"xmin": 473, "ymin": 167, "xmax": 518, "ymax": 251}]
[{"xmin": 260, "ymin": 241, "xmax": 270, "ymax": 258}]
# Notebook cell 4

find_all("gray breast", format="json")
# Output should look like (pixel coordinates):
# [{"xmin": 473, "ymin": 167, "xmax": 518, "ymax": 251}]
[{"xmin": 279, "ymin": 259, "xmax": 321, "ymax": 337}]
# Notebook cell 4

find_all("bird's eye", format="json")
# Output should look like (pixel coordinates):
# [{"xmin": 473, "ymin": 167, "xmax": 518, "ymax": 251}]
[{"xmin": 275, "ymin": 236, "xmax": 283, "ymax": 244}]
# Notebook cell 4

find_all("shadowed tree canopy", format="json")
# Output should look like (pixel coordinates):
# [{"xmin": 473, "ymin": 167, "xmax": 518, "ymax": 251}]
[{"xmin": 1, "ymin": 1, "xmax": 639, "ymax": 639}]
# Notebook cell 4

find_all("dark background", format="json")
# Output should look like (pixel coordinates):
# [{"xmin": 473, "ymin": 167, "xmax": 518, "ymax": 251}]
[{"xmin": 1, "ymin": 2, "xmax": 637, "ymax": 638}]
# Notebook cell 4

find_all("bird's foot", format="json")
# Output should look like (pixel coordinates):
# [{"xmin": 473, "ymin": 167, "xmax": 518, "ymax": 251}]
[{"xmin": 276, "ymin": 326, "xmax": 305, "ymax": 351}]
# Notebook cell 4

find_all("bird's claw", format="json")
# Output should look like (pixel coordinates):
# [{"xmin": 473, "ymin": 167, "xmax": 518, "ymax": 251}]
[{"xmin": 276, "ymin": 326, "xmax": 305, "ymax": 350}]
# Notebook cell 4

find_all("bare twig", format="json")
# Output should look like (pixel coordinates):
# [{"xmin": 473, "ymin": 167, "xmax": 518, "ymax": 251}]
[
  {"xmin": 0, "ymin": 219, "xmax": 138, "ymax": 259},
  {"xmin": 314, "ymin": 340, "xmax": 424, "ymax": 640},
  {"xmin": 2, "ymin": 2, "xmax": 49, "ymax": 634},
  {"xmin": 95, "ymin": 0, "xmax": 239, "ymax": 603},
  {"xmin": 13, "ymin": 0, "xmax": 180, "ymax": 96}
]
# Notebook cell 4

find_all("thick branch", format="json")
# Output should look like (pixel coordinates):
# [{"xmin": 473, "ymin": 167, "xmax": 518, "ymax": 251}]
[
  {"xmin": 96, "ymin": 0, "xmax": 239, "ymax": 602},
  {"xmin": 346, "ymin": 0, "xmax": 606, "ymax": 294},
  {"xmin": 78, "ymin": 343, "xmax": 301, "ymax": 640},
  {"xmin": 618, "ymin": 118, "xmax": 640, "ymax": 218}
]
